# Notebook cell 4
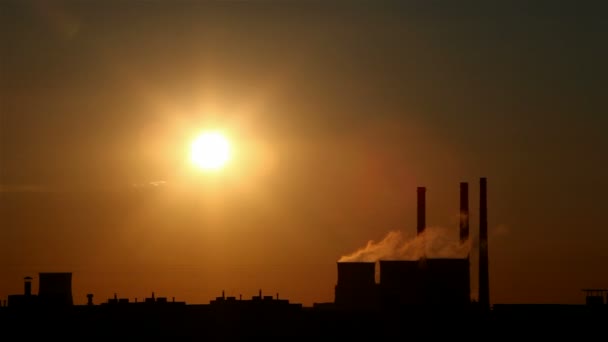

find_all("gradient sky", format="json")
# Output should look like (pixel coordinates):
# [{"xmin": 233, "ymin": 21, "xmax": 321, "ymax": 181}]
[{"xmin": 1, "ymin": 0, "xmax": 607, "ymax": 306}]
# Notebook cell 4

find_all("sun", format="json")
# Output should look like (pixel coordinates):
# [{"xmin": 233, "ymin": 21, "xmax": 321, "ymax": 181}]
[{"xmin": 190, "ymin": 131, "xmax": 231, "ymax": 170}]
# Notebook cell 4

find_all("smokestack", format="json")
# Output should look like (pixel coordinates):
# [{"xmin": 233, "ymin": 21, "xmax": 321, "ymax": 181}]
[
  {"xmin": 460, "ymin": 182, "xmax": 469, "ymax": 243},
  {"xmin": 417, "ymin": 187, "xmax": 426, "ymax": 235},
  {"xmin": 479, "ymin": 177, "xmax": 490, "ymax": 310}
]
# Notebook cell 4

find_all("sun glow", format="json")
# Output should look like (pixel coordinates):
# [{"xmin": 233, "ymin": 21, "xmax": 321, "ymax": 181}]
[{"xmin": 190, "ymin": 131, "xmax": 231, "ymax": 170}]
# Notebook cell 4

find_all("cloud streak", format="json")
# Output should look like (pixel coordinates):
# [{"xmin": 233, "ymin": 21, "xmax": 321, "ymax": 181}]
[{"xmin": 131, "ymin": 180, "xmax": 167, "ymax": 189}]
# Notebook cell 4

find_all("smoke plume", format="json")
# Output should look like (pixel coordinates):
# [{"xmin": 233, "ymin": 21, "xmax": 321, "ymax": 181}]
[{"xmin": 338, "ymin": 227, "xmax": 471, "ymax": 262}]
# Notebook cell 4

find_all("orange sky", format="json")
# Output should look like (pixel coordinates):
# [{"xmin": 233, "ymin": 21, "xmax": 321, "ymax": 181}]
[{"xmin": 1, "ymin": 1, "xmax": 607, "ymax": 306}]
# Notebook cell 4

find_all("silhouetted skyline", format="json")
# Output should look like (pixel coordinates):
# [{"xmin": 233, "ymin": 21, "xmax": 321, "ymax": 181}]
[{"xmin": 1, "ymin": 0, "xmax": 607, "ymax": 307}]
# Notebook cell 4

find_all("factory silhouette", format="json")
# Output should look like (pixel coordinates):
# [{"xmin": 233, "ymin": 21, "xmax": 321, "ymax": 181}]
[
  {"xmin": 335, "ymin": 179, "xmax": 485, "ymax": 311},
  {"xmin": 2, "ymin": 177, "xmax": 607, "ymax": 337}
]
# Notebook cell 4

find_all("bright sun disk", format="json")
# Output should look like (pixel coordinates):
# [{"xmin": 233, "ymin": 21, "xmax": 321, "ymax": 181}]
[{"xmin": 191, "ymin": 131, "xmax": 231, "ymax": 170}]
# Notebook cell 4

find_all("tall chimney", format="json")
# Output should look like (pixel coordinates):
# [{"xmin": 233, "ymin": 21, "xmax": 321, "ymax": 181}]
[
  {"xmin": 459, "ymin": 182, "xmax": 469, "ymax": 243},
  {"xmin": 417, "ymin": 187, "xmax": 426, "ymax": 235},
  {"xmin": 479, "ymin": 177, "xmax": 490, "ymax": 310}
]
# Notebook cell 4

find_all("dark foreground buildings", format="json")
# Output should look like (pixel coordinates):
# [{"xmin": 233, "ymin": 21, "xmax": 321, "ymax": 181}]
[
  {"xmin": 2, "ymin": 179, "xmax": 607, "ymax": 337},
  {"xmin": 7, "ymin": 272, "xmax": 73, "ymax": 308}
]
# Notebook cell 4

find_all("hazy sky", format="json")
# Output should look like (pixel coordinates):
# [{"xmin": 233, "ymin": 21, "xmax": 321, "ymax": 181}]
[{"xmin": 1, "ymin": 0, "xmax": 607, "ymax": 306}]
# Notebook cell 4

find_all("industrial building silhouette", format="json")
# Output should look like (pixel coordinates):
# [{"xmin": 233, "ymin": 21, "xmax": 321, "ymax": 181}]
[
  {"xmin": 7, "ymin": 272, "xmax": 73, "ymax": 308},
  {"xmin": 334, "ymin": 180, "xmax": 480, "ymax": 310},
  {"xmin": 2, "ymin": 177, "xmax": 607, "ymax": 337}
]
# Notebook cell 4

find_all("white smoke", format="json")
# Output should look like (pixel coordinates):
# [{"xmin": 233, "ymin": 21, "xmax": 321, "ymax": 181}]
[{"xmin": 338, "ymin": 226, "xmax": 471, "ymax": 262}]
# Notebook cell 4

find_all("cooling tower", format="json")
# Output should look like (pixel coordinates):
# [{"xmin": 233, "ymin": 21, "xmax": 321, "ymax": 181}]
[
  {"xmin": 38, "ymin": 272, "xmax": 73, "ymax": 306},
  {"xmin": 336, "ymin": 262, "xmax": 375, "ymax": 286},
  {"xmin": 424, "ymin": 258, "xmax": 470, "ymax": 306},
  {"xmin": 379, "ymin": 260, "xmax": 422, "ymax": 307},
  {"xmin": 335, "ymin": 262, "xmax": 377, "ymax": 310}
]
